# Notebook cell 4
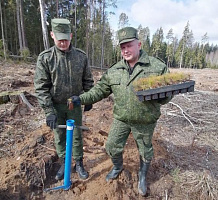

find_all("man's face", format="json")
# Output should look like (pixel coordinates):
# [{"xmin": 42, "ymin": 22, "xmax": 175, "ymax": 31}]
[
  {"xmin": 120, "ymin": 40, "xmax": 141, "ymax": 65},
  {"xmin": 50, "ymin": 32, "xmax": 72, "ymax": 51}
]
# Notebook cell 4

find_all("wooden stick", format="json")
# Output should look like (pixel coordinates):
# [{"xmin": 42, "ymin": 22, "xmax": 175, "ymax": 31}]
[
  {"xmin": 169, "ymin": 102, "xmax": 195, "ymax": 130},
  {"xmin": 19, "ymin": 93, "xmax": 34, "ymax": 111},
  {"xmin": 38, "ymin": 143, "xmax": 56, "ymax": 152}
]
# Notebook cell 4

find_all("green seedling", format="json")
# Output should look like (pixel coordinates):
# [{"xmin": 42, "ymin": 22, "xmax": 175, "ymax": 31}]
[{"xmin": 133, "ymin": 72, "xmax": 191, "ymax": 91}]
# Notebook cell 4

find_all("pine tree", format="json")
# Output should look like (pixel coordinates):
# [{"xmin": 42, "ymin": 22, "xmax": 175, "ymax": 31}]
[
  {"xmin": 151, "ymin": 27, "xmax": 164, "ymax": 58},
  {"xmin": 138, "ymin": 25, "xmax": 150, "ymax": 54},
  {"xmin": 118, "ymin": 12, "xmax": 129, "ymax": 29}
]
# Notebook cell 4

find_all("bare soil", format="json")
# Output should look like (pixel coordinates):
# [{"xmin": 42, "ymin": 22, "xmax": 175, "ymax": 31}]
[{"xmin": 0, "ymin": 62, "xmax": 218, "ymax": 200}]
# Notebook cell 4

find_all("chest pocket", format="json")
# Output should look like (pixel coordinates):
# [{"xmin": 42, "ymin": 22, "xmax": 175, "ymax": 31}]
[
  {"xmin": 110, "ymin": 78, "xmax": 120, "ymax": 85},
  {"xmin": 138, "ymin": 69, "xmax": 162, "ymax": 79},
  {"xmin": 147, "ymin": 71, "xmax": 162, "ymax": 77},
  {"xmin": 109, "ymin": 77, "xmax": 122, "ymax": 95}
]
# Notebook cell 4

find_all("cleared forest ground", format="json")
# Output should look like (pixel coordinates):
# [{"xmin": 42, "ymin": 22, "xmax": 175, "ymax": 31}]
[{"xmin": 0, "ymin": 63, "xmax": 217, "ymax": 200}]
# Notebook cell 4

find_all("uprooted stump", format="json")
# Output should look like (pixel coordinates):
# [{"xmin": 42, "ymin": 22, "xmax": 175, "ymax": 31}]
[
  {"xmin": 0, "ymin": 91, "xmax": 22, "ymax": 104},
  {"xmin": 18, "ymin": 128, "xmax": 58, "ymax": 189},
  {"xmin": 0, "ymin": 91, "xmax": 35, "ymax": 110},
  {"xmin": 0, "ymin": 91, "xmax": 17, "ymax": 104}
]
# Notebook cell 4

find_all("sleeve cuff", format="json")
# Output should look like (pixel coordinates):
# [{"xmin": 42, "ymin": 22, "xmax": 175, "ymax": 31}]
[{"xmin": 43, "ymin": 106, "xmax": 55, "ymax": 117}]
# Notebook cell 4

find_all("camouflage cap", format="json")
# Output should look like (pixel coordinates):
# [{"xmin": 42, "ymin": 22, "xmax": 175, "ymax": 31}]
[
  {"xmin": 51, "ymin": 18, "xmax": 71, "ymax": 41},
  {"xmin": 117, "ymin": 27, "xmax": 138, "ymax": 44}
]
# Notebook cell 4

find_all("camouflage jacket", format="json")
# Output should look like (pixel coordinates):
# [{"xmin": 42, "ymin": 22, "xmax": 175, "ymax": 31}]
[
  {"xmin": 80, "ymin": 50, "xmax": 170, "ymax": 124},
  {"xmin": 34, "ymin": 44, "xmax": 94, "ymax": 116}
]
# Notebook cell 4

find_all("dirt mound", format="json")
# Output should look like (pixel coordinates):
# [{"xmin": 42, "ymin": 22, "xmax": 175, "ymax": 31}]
[{"xmin": 0, "ymin": 63, "xmax": 218, "ymax": 200}]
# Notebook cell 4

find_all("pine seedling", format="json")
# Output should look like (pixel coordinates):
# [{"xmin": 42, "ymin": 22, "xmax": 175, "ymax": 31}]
[{"xmin": 133, "ymin": 72, "xmax": 191, "ymax": 91}]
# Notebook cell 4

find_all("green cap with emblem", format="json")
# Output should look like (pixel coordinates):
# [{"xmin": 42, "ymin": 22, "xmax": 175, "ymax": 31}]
[
  {"xmin": 51, "ymin": 18, "xmax": 71, "ymax": 41},
  {"xmin": 117, "ymin": 27, "xmax": 138, "ymax": 45}
]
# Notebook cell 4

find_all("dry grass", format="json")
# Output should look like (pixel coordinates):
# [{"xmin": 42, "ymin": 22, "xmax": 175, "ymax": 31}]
[
  {"xmin": 179, "ymin": 170, "xmax": 218, "ymax": 200},
  {"xmin": 157, "ymin": 90, "xmax": 218, "ymax": 199},
  {"xmin": 133, "ymin": 72, "xmax": 191, "ymax": 91}
]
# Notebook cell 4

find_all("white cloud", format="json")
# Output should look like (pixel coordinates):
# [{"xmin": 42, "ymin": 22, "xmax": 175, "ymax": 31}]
[{"xmin": 108, "ymin": 0, "xmax": 218, "ymax": 45}]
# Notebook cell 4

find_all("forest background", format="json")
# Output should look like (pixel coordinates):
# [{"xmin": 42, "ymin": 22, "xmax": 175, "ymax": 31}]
[{"xmin": 0, "ymin": 0, "xmax": 218, "ymax": 69}]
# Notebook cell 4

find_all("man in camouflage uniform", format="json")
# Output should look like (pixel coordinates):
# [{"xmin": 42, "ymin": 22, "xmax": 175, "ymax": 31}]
[
  {"xmin": 34, "ymin": 18, "xmax": 94, "ymax": 181},
  {"xmin": 71, "ymin": 27, "xmax": 171, "ymax": 196}
]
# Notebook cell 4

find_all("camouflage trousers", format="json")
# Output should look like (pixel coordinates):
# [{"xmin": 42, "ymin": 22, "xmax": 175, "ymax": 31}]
[
  {"xmin": 53, "ymin": 103, "xmax": 83, "ymax": 160},
  {"xmin": 105, "ymin": 118, "xmax": 156, "ymax": 161}
]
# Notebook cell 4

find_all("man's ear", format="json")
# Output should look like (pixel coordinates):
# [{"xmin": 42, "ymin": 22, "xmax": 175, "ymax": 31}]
[
  {"xmin": 138, "ymin": 41, "xmax": 142, "ymax": 49},
  {"xmin": 70, "ymin": 33, "xmax": 73, "ymax": 40},
  {"xmin": 50, "ymin": 31, "xmax": 55, "ymax": 39}
]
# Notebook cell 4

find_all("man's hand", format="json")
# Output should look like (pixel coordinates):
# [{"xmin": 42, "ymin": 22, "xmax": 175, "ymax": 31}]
[
  {"xmin": 46, "ymin": 114, "xmax": 57, "ymax": 129},
  {"xmin": 70, "ymin": 96, "xmax": 81, "ymax": 105},
  {"xmin": 84, "ymin": 104, "xmax": 92, "ymax": 112}
]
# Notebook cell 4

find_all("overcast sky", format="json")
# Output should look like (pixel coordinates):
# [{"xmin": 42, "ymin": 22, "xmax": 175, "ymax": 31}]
[{"xmin": 107, "ymin": 0, "xmax": 218, "ymax": 45}]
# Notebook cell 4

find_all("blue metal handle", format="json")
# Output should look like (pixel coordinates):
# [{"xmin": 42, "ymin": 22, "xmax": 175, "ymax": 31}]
[
  {"xmin": 63, "ymin": 119, "xmax": 74, "ymax": 189},
  {"xmin": 44, "ymin": 119, "xmax": 75, "ymax": 192}
]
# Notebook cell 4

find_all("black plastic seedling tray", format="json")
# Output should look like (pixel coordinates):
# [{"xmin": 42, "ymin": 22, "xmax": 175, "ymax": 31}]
[{"xmin": 136, "ymin": 80, "xmax": 195, "ymax": 101}]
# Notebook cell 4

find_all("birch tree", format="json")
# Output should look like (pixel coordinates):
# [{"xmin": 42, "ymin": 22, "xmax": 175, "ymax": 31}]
[
  {"xmin": 85, "ymin": 0, "xmax": 91, "ymax": 55},
  {"xmin": 20, "ymin": 0, "xmax": 26, "ymax": 48},
  {"xmin": 39, "ymin": 0, "xmax": 50, "ymax": 50},
  {"xmin": 16, "ymin": 0, "xmax": 23, "ymax": 51},
  {"xmin": 0, "ymin": 1, "xmax": 6, "ymax": 60},
  {"xmin": 100, "ymin": 0, "xmax": 106, "ymax": 69}
]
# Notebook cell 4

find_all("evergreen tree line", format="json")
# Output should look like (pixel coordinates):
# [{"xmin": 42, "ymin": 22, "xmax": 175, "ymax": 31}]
[
  {"xmin": 139, "ymin": 22, "xmax": 218, "ymax": 69},
  {"xmin": 0, "ymin": 1, "xmax": 218, "ymax": 69},
  {"xmin": 0, "ymin": 0, "xmax": 116, "ymax": 68},
  {"xmin": 117, "ymin": 13, "xmax": 218, "ymax": 69}
]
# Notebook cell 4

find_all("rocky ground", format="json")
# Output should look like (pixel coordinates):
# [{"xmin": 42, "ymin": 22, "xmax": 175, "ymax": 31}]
[{"xmin": 0, "ymin": 62, "xmax": 218, "ymax": 200}]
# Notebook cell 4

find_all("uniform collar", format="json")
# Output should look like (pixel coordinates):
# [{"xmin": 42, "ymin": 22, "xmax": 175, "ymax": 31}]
[
  {"xmin": 121, "ymin": 50, "xmax": 150, "ymax": 67},
  {"xmin": 54, "ymin": 43, "xmax": 73, "ymax": 55},
  {"xmin": 137, "ymin": 50, "xmax": 150, "ymax": 65}
]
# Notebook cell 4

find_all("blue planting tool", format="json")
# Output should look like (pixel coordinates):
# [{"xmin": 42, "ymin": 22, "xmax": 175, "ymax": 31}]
[{"xmin": 44, "ymin": 119, "xmax": 75, "ymax": 192}]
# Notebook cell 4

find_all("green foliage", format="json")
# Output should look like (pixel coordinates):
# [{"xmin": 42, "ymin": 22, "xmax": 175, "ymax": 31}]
[
  {"xmin": 138, "ymin": 25, "xmax": 151, "ymax": 54},
  {"xmin": 151, "ymin": 27, "xmax": 164, "ymax": 58},
  {"xmin": 207, "ymin": 62, "xmax": 218, "ymax": 69},
  {"xmin": 20, "ymin": 48, "xmax": 30, "ymax": 61},
  {"xmin": 166, "ymin": 29, "xmax": 176, "ymax": 67},
  {"xmin": 118, "ymin": 13, "xmax": 129, "ymax": 28},
  {"xmin": 0, "ymin": 39, "xmax": 4, "ymax": 57},
  {"xmin": 0, "ymin": 1, "xmax": 217, "ymax": 68},
  {"xmin": 23, "ymin": 0, "xmax": 43, "ymax": 55},
  {"xmin": 171, "ymin": 167, "xmax": 181, "ymax": 183}
]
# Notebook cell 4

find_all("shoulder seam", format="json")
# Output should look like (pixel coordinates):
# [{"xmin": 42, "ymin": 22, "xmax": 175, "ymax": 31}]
[
  {"xmin": 76, "ymin": 48, "xmax": 86, "ymax": 55},
  {"xmin": 156, "ymin": 56, "xmax": 166, "ymax": 64},
  {"xmin": 39, "ymin": 47, "xmax": 53, "ymax": 56},
  {"xmin": 109, "ymin": 62, "xmax": 117, "ymax": 68}
]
